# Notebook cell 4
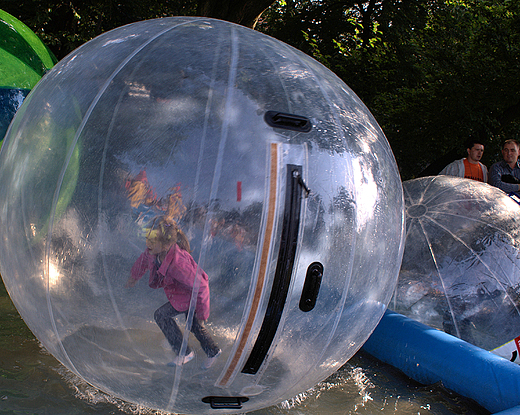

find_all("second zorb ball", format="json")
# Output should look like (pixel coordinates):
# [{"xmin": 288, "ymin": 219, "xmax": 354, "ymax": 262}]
[
  {"xmin": 393, "ymin": 176, "xmax": 520, "ymax": 352},
  {"xmin": 0, "ymin": 17, "xmax": 405, "ymax": 414}
]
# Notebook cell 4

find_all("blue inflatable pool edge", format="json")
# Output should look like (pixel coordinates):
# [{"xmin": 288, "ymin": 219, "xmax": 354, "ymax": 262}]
[
  {"xmin": 362, "ymin": 310, "xmax": 520, "ymax": 414},
  {"xmin": 493, "ymin": 405, "xmax": 520, "ymax": 415}
]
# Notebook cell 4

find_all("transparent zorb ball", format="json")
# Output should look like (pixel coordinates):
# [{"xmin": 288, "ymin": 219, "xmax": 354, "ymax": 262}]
[
  {"xmin": 393, "ymin": 176, "xmax": 520, "ymax": 351},
  {"xmin": 0, "ymin": 17, "xmax": 404, "ymax": 414}
]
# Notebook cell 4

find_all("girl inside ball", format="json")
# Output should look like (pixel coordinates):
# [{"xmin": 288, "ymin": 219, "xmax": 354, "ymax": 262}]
[{"xmin": 126, "ymin": 216, "xmax": 221, "ymax": 368}]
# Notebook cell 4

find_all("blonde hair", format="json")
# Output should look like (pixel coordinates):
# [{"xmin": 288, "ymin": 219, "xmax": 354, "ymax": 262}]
[{"xmin": 146, "ymin": 216, "xmax": 191, "ymax": 252}]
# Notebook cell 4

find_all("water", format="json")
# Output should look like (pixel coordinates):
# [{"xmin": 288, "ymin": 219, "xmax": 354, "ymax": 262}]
[{"xmin": 0, "ymin": 280, "xmax": 489, "ymax": 415}]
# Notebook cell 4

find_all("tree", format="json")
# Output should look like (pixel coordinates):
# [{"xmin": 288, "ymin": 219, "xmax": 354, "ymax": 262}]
[
  {"xmin": 258, "ymin": 0, "xmax": 520, "ymax": 179},
  {"xmin": 3, "ymin": 0, "xmax": 519, "ymax": 179},
  {"xmin": 0, "ymin": 0, "xmax": 276, "ymax": 59},
  {"xmin": 197, "ymin": 0, "xmax": 276, "ymax": 28},
  {"xmin": 376, "ymin": 0, "xmax": 520, "ymax": 177}
]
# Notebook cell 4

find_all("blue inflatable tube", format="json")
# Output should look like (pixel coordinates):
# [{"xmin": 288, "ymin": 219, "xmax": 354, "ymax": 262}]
[
  {"xmin": 493, "ymin": 405, "xmax": 520, "ymax": 415},
  {"xmin": 362, "ymin": 310, "xmax": 520, "ymax": 414}
]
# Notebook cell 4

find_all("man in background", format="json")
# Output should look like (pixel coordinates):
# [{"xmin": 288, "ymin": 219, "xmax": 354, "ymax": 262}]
[
  {"xmin": 439, "ymin": 139, "xmax": 488, "ymax": 182},
  {"xmin": 489, "ymin": 139, "xmax": 520, "ymax": 193}
]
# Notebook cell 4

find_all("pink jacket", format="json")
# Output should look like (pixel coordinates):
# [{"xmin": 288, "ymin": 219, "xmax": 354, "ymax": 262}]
[{"xmin": 130, "ymin": 244, "xmax": 210, "ymax": 320}]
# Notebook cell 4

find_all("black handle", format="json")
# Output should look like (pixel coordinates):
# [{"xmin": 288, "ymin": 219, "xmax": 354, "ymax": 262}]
[
  {"xmin": 264, "ymin": 111, "xmax": 312, "ymax": 132},
  {"xmin": 299, "ymin": 262, "xmax": 323, "ymax": 312},
  {"xmin": 202, "ymin": 396, "xmax": 249, "ymax": 409}
]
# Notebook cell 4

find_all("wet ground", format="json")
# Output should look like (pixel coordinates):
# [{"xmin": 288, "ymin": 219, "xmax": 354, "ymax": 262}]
[{"xmin": 0, "ymin": 280, "xmax": 489, "ymax": 415}]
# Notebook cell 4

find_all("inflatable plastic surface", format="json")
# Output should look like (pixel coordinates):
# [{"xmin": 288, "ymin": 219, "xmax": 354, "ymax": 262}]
[
  {"xmin": 392, "ymin": 176, "xmax": 520, "ymax": 351},
  {"xmin": 363, "ymin": 310, "xmax": 520, "ymax": 414},
  {"xmin": 0, "ymin": 9, "xmax": 57, "ymax": 141},
  {"xmin": 0, "ymin": 17, "xmax": 405, "ymax": 414}
]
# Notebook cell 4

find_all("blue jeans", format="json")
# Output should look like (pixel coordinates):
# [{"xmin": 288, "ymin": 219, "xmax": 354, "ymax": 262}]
[{"xmin": 154, "ymin": 302, "xmax": 220, "ymax": 357}]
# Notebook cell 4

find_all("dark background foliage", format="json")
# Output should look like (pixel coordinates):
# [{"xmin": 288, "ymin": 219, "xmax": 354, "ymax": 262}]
[{"xmin": 1, "ymin": 0, "xmax": 519, "ymax": 180}]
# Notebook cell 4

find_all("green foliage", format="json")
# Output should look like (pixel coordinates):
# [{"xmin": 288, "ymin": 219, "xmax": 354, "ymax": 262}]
[
  {"xmin": 2, "ymin": 0, "xmax": 519, "ymax": 179},
  {"xmin": 259, "ymin": 0, "xmax": 520, "ymax": 179},
  {"xmin": 1, "ymin": 0, "xmax": 198, "ymax": 59}
]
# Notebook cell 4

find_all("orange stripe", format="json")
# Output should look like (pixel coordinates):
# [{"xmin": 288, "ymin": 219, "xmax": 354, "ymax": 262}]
[{"xmin": 217, "ymin": 143, "xmax": 278, "ymax": 387}]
